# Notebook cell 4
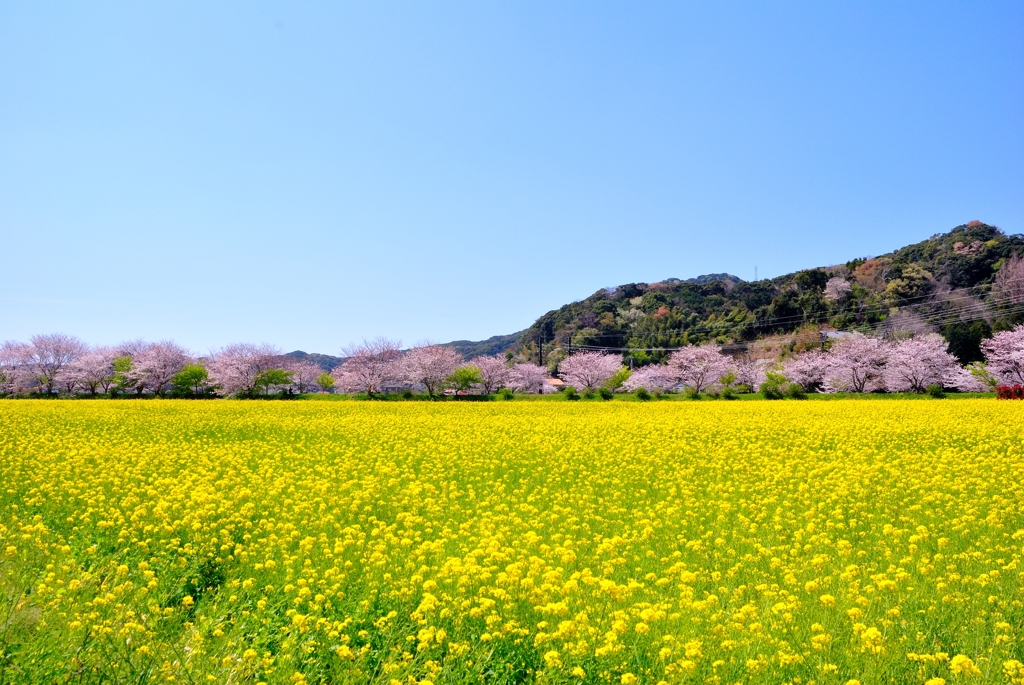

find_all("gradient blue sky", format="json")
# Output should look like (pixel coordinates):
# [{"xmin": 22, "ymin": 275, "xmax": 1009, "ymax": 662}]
[{"xmin": 2, "ymin": 2, "xmax": 1022, "ymax": 353}]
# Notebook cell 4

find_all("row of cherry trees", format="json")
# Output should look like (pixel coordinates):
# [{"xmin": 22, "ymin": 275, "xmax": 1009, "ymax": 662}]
[
  {"xmin": 558, "ymin": 346, "xmax": 759, "ymax": 394},
  {"xmin": 3, "ymin": 324, "xmax": 1021, "ymax": 397},
  {"xmin": 777, "ymin": 326, "xmax": 1024, "ymax": 392},
  {"xmin": 563, "ymin": 324, "xmax": 1024, "ymax": 394},
  {"xmin": 330, "ymin": 338, "xmax": 553, "ymax": 396},
  {"xmin": 0, "ymin": 336, "xmax": 327, "ymax": 397},
  {"xmin": 0, "ymin": 334, "xmax": 554, "ymax": 398}
]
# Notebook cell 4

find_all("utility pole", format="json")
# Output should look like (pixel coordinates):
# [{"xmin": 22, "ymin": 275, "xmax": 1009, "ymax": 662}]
[{"xmin": 539, "ymin": 332, "xmax": 544, "ymax": 367}]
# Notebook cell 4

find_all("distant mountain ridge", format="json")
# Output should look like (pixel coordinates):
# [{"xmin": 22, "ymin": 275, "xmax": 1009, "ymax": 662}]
[
  {"xmin": 285, "ymin": 332, "xmax": 524, "ymax": 370},
  {"xmin": 283, "ymin": 350, "xmax": 345, "ymax": 372},
  {"xmin": 439, "ymin": 332, "xmax": 524, "ymax": 359}
]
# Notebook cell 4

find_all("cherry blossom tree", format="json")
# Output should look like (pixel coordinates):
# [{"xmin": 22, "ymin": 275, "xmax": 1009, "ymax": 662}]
[
  {"xmin": 732, "ymin": 358, "xmax": 772, "ymax": 392},
  {"xmin": 666, "ymin": 343, "xmax": 731, "ymax": 393},
  {"xmin": 128, "ymin": 341, "xmax": 193, "ymax": 396},
  {"xmin": 108, "ymin": 339, "xmax": 144, "ymax": 394},
  {"xmin": 401, "ymin": 344, "xmax": 462, "ymax": 397},
  {"xmin": 0, "ymin": 341, "xmax": 31, "ymax": 396},
  {"xmin": 471, "ymin": 354, "xmax": 512, "ymax": 393},
  {"xmin": 621, "ymin": 364, "xmax": 673, "ymax": 392},
  {"xmin": 284, "ymin": 360, "xmax": 324, "ymax": 394},
  {"xmin": 508, "ymin": 363, "xmax": 550, "ymax": 394},
  {"xmin": 63, "ymin": 347, "xmax": 118, "ymax": 395},
  {"xmin": 992, "ymin": 253, "xmax": 1024, "ymax": 305},
  {"xmin": 946, "ymin": 362, "xmax": 994, "ymax": 392},
  {"xmin": 207, "ymin": 343, "xmax": 283, "ymax": 397},
  {"xmin": 980, "ymin": 323, "xmax": 1024, "ymax": 385},
  {"xmin": 558, "ymin": 351, "xmax": 623, "ymax": 390},
  {"xmin": 821, "ymin": 333, "xmax": 888, "ymax": 393},
  {"xmin": 331, "ymin": 338, "xmax": 402, "ymax": 395},
  {"xmin": 782, "ymin": 349, "xmax": 829, "ymax": 392},
  {"xmin": 823, "ymin": 277, "xmax": 852, "ymax": 302},
  {"xmin": 116, "ymin": 339, "xmax": 148, "ymax": 358},
  {"xmin": 23, "ymin": 333, "xmax": 87, "ymax": 394},
  {"xmin": 882, "ymin": 333, "xmax": 960, "ymax": 392}
]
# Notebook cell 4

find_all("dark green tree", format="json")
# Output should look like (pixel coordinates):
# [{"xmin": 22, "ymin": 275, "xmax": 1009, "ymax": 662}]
[
  {"xmin": 942, "ymin": 320, "xmax": 992, "ymax": 364},
  {"xmin": 254, "ymin": 369, "xmax": 293, "ymax": 396},
  {"xmin": 112, "ymin": 355, "xmax": 136, "ymax": 394},
  {"xmin": 447, "ymin": 366, "xmax": 482, "ymax": 394},
  {"xmin": 315, "ymin": 372, "xmax": 335, "ymax": 393}
]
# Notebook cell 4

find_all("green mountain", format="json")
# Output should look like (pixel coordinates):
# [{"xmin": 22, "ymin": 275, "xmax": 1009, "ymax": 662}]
[{"xmin": 517, "ymin": 222, "xmax": 1023, "ymax": 365}]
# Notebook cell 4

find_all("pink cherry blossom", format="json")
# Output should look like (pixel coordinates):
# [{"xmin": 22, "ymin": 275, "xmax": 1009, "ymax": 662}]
[
  {"xmin": 331, "ymin": 338, "xmax": 402, "ymax": 395},
  {"xmin": 823, "ymin": 277, "xmax": 852, "ymax": 302},
  {"xmin": 63, "ymin": 347, "xmax": 118, "ymax": 395},
  {"xmin": 23, "ymin": 333, "xmax": 87, "ymax": 394},
  {"xmin": 992, "ymin": 253, "xmax": 1024, "ymax": 305},
  {"xmin": 129, "ymin": 341, "xmax": 193, "ymax": 396},
  {"xmin": 882, "ymin": 333, "xmax": 959, "ymax": 393},
  {"xmin": 621, "ymin": 364, "xmax": 673, "ymax": 392},
  {"xmin": 470, "ymin": 354, "xmax": 512, "ymax": 393},
  {"xmin": 283, "ymin": 360, "xmax": 324, "ymax": 394},
  {"xmin": 945, "ymin": 362, "xmax": 993, "ymax": 392},
  {"xmin": 0, "ymin": 341, "xmax": 32, "ymax": 396},
  {"xmin": 782, "ymin": 349, "xmax": 829, "ymax": 392},
  {"xmin": 558, "ymin": 351, "xmax": 622, "ymax": 390},
  {"xmin": 821, "ymin": 333, "xmax": 888, "ymax": 393},
  {"xmin": 732, "ymin": 358, "xmax": 772, "ymax": 392},
  {"xmin": 508, "ymin": 363, "xmax": 549, "ymax": 394},
  {"xmin": 980, "ymin": 323, "xmax": 1024, "ymax": 385},
  {"xmin": 666, "ymin": 343, "xmax": 731, "ymax": 393},
  {"xmin": 207, "ymin": 343, "xmax": 283, "ymax": 397},
  {"xmin": 400, "ymin": 344, "xmax": 462, "ymax": 397}
]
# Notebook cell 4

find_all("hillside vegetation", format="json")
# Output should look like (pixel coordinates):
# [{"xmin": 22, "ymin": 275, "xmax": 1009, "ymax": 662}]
[{"xmin": 516, "ymin": 222, "xmax": 1023, "ymax": 365}]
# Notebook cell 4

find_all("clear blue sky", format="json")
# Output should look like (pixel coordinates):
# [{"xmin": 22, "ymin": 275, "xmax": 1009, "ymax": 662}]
[{"xmin": 2, "ymin": 2, "xmax": 1022, "ymax": 354}]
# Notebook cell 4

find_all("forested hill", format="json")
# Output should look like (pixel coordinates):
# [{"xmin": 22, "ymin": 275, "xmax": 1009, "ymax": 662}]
[
  {"xmin": 291, "ymin": 222, "xmax": 1022, "ymax": 367},
  {"xmin": 516, "ymin": 221, "xmax": 1024, "ymax": 365},
  {"xmin": 440, "ymin": 332, "xmax": 524, "ymax": 359}
]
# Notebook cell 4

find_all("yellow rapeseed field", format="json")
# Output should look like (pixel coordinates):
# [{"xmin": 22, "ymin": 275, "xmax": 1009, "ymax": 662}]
[{"xmin": 1, "ymin": 400, "xmax": 1022, "ymax": 684}]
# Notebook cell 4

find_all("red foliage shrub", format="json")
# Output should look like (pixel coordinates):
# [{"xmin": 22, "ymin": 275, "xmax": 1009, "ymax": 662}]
[{"xmin": 995, "ymin": 385, "xmax": 1024, "ymax": 399}]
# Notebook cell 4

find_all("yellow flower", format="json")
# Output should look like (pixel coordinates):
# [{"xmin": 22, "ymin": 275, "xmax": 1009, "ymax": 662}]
[
  {"xmin": 620, "ymin": 674, "xmax": 638, "ymax": 685},
  {"xmin": 859, "ymin": 626, "xmax": 884, "ymax": 654},
  {"xmin": 3, "ymin": 398, "xmax": 1021, "ymax": 682},
  {"xmin": 950, "ymin": 655, "xmax": 981, "ymax": 676}
]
